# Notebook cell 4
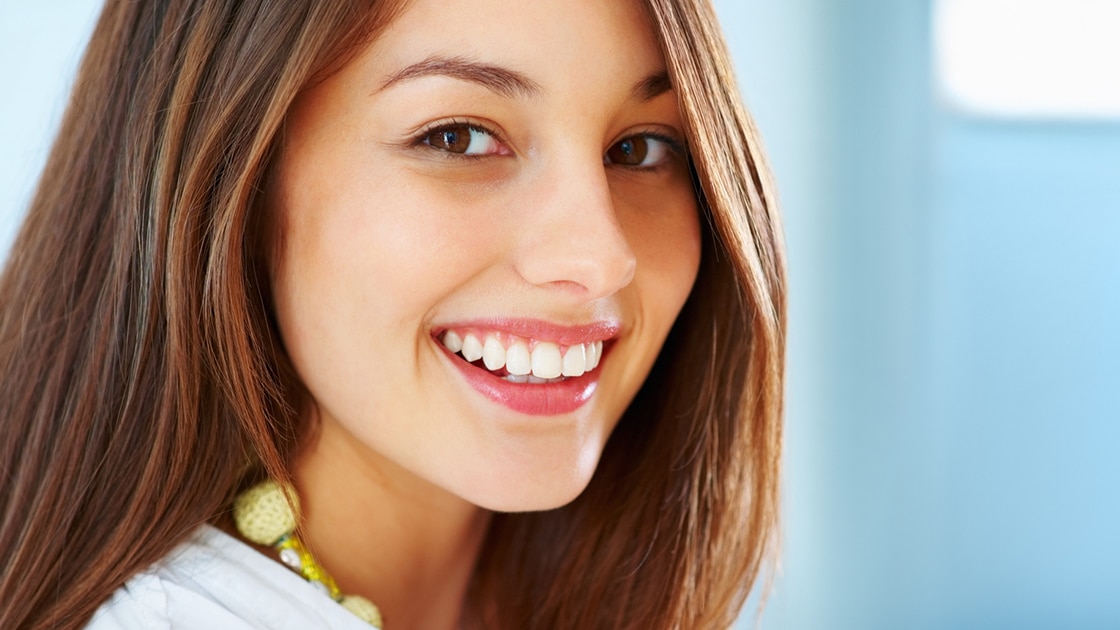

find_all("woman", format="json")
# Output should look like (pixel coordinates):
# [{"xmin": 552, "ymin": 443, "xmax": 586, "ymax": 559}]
[{"xmin": 0, "ymin": 0, "xmax": 785, "ymax": 628}]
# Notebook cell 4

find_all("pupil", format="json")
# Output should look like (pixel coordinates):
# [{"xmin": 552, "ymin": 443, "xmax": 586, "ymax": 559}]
[{"xmin": 607, "ymin": 137, "xmax": 648, "ymax": 165}]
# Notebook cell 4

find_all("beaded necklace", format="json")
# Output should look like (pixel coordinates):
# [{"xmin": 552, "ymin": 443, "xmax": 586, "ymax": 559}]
[{"xmin": 233, "ymin": 480, "xmax": 384, "ymax": 628}]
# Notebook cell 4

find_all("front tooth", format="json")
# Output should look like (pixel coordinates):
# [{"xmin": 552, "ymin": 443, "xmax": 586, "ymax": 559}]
[
  {"xmin": 505, "ymin": 373, "xmax": 529, "ymax": 384},
  {"xmin": 482, "ymin": 336, "xmax": 506, "ymax": 371},
  {"xmin": 506, "ymin": 341, "xmax": 531, "ymax": 375},
  {"xmin": 461, "ymin": 334, "xmax": 483, "ymax": 362},
  {"xmin": 586, "ymin": 340, "xmax": 602, "ymax": 370},
  {"xmin": 561, "ymin": 344, "xmax": 586, "ymax": 377},
  {"xmin": 442, "ymin": 330, "xmax": 463, "ymax": 353},
  {"xmin": 531, "ymin": 342, "xmax": 562, "ymax": 379}
]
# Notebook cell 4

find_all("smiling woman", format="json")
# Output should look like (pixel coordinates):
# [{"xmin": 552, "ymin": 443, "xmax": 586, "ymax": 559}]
[{"xmin": 0, "ymin": 1, "xmax": 785, "ymax": 629}]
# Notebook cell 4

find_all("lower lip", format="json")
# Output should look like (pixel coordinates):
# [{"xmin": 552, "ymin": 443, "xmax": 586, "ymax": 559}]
[{"xmin": 438, "ymin": 345, "xmax": 602, "ymax": 416}]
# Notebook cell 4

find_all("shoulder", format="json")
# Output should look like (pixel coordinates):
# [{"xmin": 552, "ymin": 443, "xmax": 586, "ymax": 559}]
[
  {"xmin": 86, "ymin": 525, "xmax": 369, "ymax": 630},
  {"xmin": 85, "ymin": 567, "xmax": 254, "ymax": 630},
  {"xmin": 84, "ymin": 570, "xmax": 172, "ymax": 630},
  {"xmin": 84, "ymin": 525, "xmax": 258, "ymax": 629}
]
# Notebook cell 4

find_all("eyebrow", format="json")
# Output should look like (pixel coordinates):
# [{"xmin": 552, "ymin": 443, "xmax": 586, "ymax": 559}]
[
  {"xmin": 376, "ymin": 55, "xmax": 674, "ymax": 103},
  {"xmin": 377, "ymin": 55, "xmax": 543, "ymax": 99},
  {"xmin": 633, "ymin": 71, "xmax": 673, "ymax": 102}
]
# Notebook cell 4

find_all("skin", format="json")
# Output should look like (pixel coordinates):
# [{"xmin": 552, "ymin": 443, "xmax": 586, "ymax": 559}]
[{"xmin": 268, "ymin": 0, "xmax": 701, "ymax": 626}]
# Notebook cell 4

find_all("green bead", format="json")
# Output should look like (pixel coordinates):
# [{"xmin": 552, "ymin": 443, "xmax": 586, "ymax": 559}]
[
  {"xmin": 232, "ymin": 480, "xmax": 299, "ymax": 545},
  {"xmin": 341, "ymin": 595, "xmax": 383, "ymax": 627}
]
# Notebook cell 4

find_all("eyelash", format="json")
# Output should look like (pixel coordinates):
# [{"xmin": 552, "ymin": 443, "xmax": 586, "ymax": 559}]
[
  {"xmin": 409, "ymin": 120, "xmax": 686, "ymax": 169},
  {"xmin": 606, "ymin": 129, "xmax": 687, "ymax": 172},
  {"xmin": 410, "ymin": 118, "xmax": 506, "ymax": 161}
]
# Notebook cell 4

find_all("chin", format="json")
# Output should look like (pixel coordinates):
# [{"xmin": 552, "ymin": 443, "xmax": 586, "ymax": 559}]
[
  {"xmin": 473, "ymin": 484, "xmax": 591, "ymax": 514},
  {"xmin": 457, "ymin": 448, "xmax": 603, "ymax": 513}
]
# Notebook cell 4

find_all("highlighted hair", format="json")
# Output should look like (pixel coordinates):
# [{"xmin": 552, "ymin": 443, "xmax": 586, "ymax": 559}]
[{"xmin": 0, "ymin": 1, "xmax": 783, "ymax": 628}]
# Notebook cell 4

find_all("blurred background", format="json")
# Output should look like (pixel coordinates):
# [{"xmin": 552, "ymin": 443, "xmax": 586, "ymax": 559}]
[{"xmin": 2, "ymin": 2, "xmax": 1117, "ymax": 628}]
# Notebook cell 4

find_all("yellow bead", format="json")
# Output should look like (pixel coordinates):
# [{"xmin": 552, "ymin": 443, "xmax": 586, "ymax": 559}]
[
  {"xmin": 232, "ymin": 480, "xmax": 299, "ymax": 545},
  {"xmin": 341, "ymin": 595, "xmax": 383, "ymax": 627},
  {"xmin": 277, "ymin": 536, "xmax": 341, "ymax": 599},
  {"xmin": 233, "ymin": 481, "xmax": 382, "ymax": 627}
]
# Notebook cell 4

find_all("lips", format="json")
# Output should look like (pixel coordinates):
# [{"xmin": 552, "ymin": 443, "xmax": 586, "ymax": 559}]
[{"xmin": 434, "ymin": 319, "xmax": 618, "ymax": 416}]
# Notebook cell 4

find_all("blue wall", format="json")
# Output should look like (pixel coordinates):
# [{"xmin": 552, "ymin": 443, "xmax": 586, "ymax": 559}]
[
  {"xmin": 718, "ymin": 0, "xmax": 1120, "ymax": 628},
  {"xmin": 0, "ymin": 1, "xmax": 102, "ymax": 250},
  {"xmin": 925, "ymin": 118, "xmax": 1120, "ymax": 628}
]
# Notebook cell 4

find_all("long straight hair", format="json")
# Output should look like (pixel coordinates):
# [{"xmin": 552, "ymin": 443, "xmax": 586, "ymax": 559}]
[{"xmin": 0, "ymin": 1, "xmax": 785, "ymax": 628}]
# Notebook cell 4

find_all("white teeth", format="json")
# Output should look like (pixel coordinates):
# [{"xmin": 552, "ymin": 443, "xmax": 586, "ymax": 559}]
[
  {"xmin": 561, "ymin": 343, "xmax": 586, "ymax": 377},
  {"xmin": 509, "ymin": 374, "xmax": 562, "ymax": 384},
  {"xmin": 505, "ymin": 341, "xmax": 531, "ymax": 376},
  {"xmin": 482, "ymin": 336, "xmax": 506, "ymax": 371},
  {"xmin": 531, "ymin": 342, "xmax": 562, "ymax": 379},
  {"xmin": 442, "ymin": 330, "xmax": 463, "ymax": 353},
  {"xmin": 586, "ymin": 340, "xmax": 602, "ymax": 370},
  {"xmin": 461, "ymin": 334, "xmax": 483, "ymax": 363},
  {"xmin": 443, "ymin": 328, "xmax": 606, "ymax": 379}
]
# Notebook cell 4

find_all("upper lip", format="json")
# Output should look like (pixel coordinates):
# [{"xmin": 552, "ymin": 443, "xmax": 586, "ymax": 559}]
[{"xmin": 431, "ymin": 318, "xmax": 621, "ymax": 346}]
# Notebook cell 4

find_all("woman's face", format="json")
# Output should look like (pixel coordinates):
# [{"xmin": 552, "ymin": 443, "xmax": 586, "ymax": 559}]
[{"xmin": 271, "ymin": 0, "xmax": 700, "ymax": 511}]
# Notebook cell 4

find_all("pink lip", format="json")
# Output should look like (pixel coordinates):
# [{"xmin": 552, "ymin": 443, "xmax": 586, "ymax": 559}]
[
  {"xmin": 434, "ymin": 319, "xmax": 619, "ymax": 416},
  {"xmin": 432, "ymin": 318, "xmax": 620, "ymax": 347}
]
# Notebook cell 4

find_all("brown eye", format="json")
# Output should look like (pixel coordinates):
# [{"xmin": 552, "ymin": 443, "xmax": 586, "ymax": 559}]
[
  {"xmin": 424, "ymin": 124, "xmax": 474, "ymax": 153},
  {"xmin": 418, "ymin": 123, "xmax": 504, "ymax": 156},
  {"xmin": 605, "ymin": 136, "xmax": 649, "ymax": 166},
  {"xmin": 603, "ymin": 134, "xmax": 678, "ymax": 168}
]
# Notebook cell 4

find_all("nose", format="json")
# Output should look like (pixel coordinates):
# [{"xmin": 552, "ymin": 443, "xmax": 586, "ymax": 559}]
[{"xmin": 513, "ymin": 155, "xmax": 637, "ymax": 300}]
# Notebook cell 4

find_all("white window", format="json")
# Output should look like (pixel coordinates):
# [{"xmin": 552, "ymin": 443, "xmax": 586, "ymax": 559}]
[{"xmin": 934, "ymin": 0, "xmax": 1120, "ymax": 119}]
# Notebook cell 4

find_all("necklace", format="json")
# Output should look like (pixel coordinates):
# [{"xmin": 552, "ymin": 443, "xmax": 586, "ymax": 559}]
[{"xmin": 233, "ymin": 480, "xmax": 384, "ymax": 628}]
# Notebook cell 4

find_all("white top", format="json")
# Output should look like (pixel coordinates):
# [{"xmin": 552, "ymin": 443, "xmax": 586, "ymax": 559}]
[{"xmin": 87, "ymin": 524, "xmax": 372, "ymax": 629}]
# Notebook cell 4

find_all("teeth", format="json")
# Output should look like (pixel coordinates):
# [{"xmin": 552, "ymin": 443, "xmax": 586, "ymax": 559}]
[
  {"xmin": 586, "ymin": 340, "xmax": 602, "ymax": 370},
  {"xmin": 482, "ymin": 336, "xmax": 506, "ymax": 371},
  {"xmin": 441, "ymin": 328, "xmax": 607, "ymax": 380},
  {"xmin": 508, "ymin": 373, "xmax": 563, "ymax": 384},
  {"xmin": 531, "ymin": 342, "xmax": 562, "ymax": 379},
  {"xmin": 528, "ymin": 375, "xmax": 565, "ymax": 384},
  {"xmin": 505, "ymin": 341, "xmax": 531, "ymax": 376},
  {"xmin": 561, "ymin": 344, "xmax": 586, "ymax": 377},
  {"xmin": 442, "ymin": 331, "xmax": 463, "ymax": 353},
  {"xmin": 461, "ymin": 334, "xmax": 483, "ymax": 363}
]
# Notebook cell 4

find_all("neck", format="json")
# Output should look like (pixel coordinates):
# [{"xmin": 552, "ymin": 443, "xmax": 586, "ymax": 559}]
[{"xmin": 293, "ymin": 414, "xmax": 491, "ymax": 630}]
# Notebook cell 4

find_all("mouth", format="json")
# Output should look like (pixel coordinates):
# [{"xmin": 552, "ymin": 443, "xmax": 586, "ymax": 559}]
[
  {"xmin": 433, "ymin": 320, "xmax": 618, "ymax": 416},
  {"xmin": 439, "ymin": 330, "xmax": 604, "ymax": 383}
]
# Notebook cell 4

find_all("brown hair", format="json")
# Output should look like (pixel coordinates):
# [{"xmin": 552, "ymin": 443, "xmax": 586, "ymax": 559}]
[{"xmin": 0, "ymin": 0, "xmax": 785, "ymax": 628}]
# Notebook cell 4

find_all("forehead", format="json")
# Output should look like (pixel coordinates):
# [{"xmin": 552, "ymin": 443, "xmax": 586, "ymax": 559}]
[{"xmin": 365, "ymin": 0, "xmax": 666, "ymax": 95}]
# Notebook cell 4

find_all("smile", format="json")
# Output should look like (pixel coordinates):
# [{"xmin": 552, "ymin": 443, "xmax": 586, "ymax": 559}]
[
  {"xmin": 439, "ymin": 330, "xmax": 603, "ymax": 383},
  {"xmin": 434, "ymin": 320, "xmax": 619, "ymax": 416}
]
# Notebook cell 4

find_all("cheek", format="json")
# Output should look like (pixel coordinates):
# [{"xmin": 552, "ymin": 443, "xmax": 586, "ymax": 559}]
[
  {"xmin": 272, "ymin": 162, "xmax": 505, "ymax": 333},
  {"xmin": 624, "ymin": 190, "xmax": 702, "ymax": 313},
  {"xmin": 269, "ymin": 105, "xmax": 515, "ymax": 329}
]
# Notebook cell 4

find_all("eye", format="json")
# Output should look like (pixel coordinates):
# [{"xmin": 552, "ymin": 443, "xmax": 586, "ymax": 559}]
[
  {"xmin": 419, "ymin": 122, "xmax": 506, "ymax": 156},
  {"xmin": 604, "ymin": 134, "xmax": 678, "ymax": 168}
]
